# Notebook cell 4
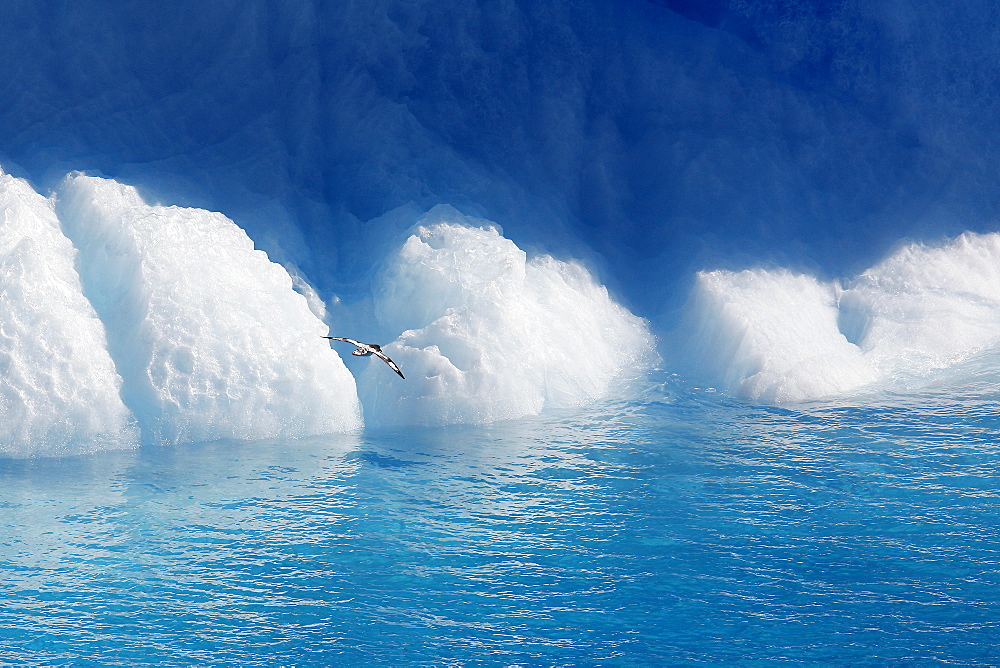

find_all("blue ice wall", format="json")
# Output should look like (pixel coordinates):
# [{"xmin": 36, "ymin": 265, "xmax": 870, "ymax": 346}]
[{"xmin": 2, "ymin": 1, "xmax": 999, "ymax": 320}]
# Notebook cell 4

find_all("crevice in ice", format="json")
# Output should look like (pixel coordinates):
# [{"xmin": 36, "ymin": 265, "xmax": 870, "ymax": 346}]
[{"xmin": 835, "ymin": 291, "xmax": 870, "ymax": 347}]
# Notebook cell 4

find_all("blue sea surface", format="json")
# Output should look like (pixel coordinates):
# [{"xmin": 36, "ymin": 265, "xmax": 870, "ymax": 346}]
[{"xmin": 2, "ymin": 371, "xmax": 998, "ymax": 666}]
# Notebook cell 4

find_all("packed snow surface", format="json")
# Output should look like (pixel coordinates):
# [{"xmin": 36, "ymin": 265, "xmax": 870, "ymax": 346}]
[
  {"xmin": 0, "ymin": 168, "xmax": 137, "ymax": 455},
  {"xmin": 358, "ymin": 206, "xmax": 658, "ymax": 426},
  {"xmin": 682, "ymin": 232, "xmax": 1000, "ymax": 402},
  {"xmin": 54, "ymin": 174, "xmax": 361, "ymax": 446}
]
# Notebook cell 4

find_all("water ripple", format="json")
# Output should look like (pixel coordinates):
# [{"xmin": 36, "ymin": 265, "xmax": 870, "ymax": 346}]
[{"xmin": 2, "ymin": 373, "xmax": 999, "ymax": 664}]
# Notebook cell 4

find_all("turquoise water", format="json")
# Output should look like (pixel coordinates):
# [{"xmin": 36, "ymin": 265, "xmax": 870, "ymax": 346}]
[{"xmin": 2, "ymin": 372, "xmax": 999, "ymax": 665}]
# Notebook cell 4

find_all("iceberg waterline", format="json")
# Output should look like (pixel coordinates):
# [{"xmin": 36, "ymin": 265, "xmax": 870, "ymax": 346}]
[{"xmin": 0, "ymin": 170, "xmax": 659, "ymax": 454}]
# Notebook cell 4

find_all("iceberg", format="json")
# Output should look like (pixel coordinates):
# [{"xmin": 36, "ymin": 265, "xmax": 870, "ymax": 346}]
[
  {"xmin": 357, "ymin": 206, "xmax": 657, "ymax": 426},
  {"xmin": 2, "ymin": 172, "xmax": 657, "ymax": 449},
  {"xmin": 681, "ymin": 268, "xmax": 877, "ymax": 403},
  {"xmin": 680, "ymin": 232, "xmax": 1000, "ymax": 402},
  {"xmin": 842, "ymin": 232, "xmax": 1000, "ymax": 375},
  {"xmin": 55, "ymin": 174, "xmax": 362, "ymax": 445},
  {"xmin": 0, "ymin": 168, "xmax": 137, "ymax": 455}
]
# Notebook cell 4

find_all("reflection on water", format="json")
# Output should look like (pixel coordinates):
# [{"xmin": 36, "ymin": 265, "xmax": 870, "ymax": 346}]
[{"xmin": 2, "ymin": 372, "xmax": 999, "ymax": 665}]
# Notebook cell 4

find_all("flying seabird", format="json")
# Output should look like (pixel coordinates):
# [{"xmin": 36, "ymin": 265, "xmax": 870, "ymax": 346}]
[{"xmin": 324, "ymin": 337, "xmax": 405, "ymax": 379}]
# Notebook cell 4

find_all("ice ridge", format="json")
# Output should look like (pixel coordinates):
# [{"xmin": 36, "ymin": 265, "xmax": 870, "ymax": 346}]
[{"xmin": 0, "ymin": 168, "xmax": 138, "ymax": 455}]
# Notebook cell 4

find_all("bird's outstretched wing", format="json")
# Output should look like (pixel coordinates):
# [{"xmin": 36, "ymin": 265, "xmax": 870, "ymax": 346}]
[
  {"xmin": 323, "ymin": 336, "xmax": 364, "ymax": 347},
  {"xmin": 372, "ymin": 349, "xmax": 405, "ymax": 379},
  {"xmin": 323, "ymin": 336, "xmax": 405, "ymax": 379}
]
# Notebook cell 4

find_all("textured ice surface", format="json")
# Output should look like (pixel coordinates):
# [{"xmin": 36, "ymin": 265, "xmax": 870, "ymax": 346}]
[
  {"xmin": 358, "ymin": 206, "xmax": 657, "ymax": 426},
  {"xmin": 844, "ymin": 233, "xmax": 1000, "ymax": 374},
  {"xmin": 682, "ymin": 232, "xmax": 1000, "ymax": 402},
  {"xmin": 683, "ymin": 269, "xmax": 877, "ymax": 403},
  {"xmin": 56, "ymin": 174, "xmax": 361, "ymax": 444},
  {"xmin": 0, "ymin": 168, "xmax": 137, "ymax": 455}
]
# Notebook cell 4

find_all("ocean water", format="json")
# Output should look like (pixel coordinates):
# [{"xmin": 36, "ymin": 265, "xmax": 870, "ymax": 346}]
[{"xmin": 3, "ymin": 368, "xmax": 998, "ymax": 666}]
